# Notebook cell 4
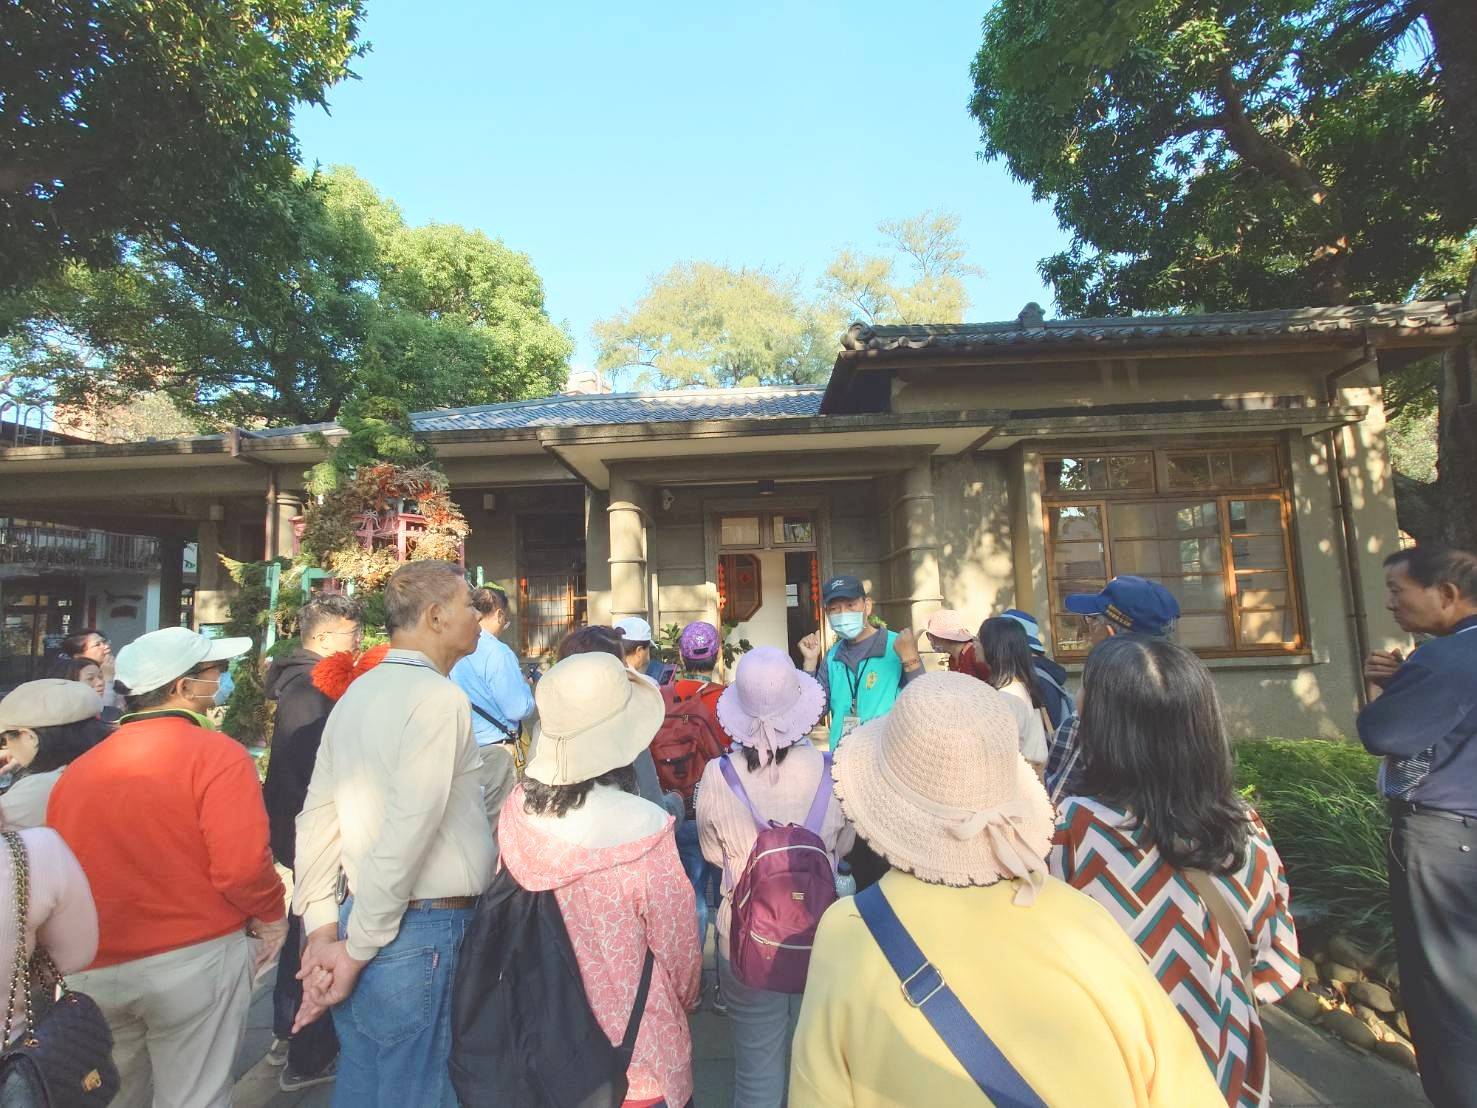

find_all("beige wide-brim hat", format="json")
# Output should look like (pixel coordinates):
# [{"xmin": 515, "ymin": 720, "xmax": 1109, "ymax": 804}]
[
  {"xmin": 524, "ymin": 651, "xmax": 666, "ymax": 787},
  {"xmin": 833, "ymin": 671, "xmax": 1054, "ymax": 894}
]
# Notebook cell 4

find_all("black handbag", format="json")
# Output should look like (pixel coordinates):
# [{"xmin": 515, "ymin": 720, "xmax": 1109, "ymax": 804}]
[{"xmin": 0, "ymin": 831, "xmax": 119, "ymax": 1107}]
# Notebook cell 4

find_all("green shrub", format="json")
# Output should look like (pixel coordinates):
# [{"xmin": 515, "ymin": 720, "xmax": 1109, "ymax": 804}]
[{"xmin": 1233, "ymin": 738, "xmax": 1392, "ymax": 952}]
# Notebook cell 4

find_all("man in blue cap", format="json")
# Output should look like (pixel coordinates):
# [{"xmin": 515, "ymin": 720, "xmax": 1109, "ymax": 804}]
[
  {"xmin": 1043, "ymin": 575, "xmax": 1180, "ymax": 801},
  {"xmin": 798, "ymin": 574, "xmax": 922, "ymax": 750}
]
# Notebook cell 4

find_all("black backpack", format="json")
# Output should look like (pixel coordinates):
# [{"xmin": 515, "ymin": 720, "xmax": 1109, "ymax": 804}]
[{"xmin": 449, "ymin": 865, "xmax": 655, "ymax": 1108}]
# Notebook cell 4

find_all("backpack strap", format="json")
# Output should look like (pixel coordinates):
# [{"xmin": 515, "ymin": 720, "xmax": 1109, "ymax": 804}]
[
  {"xmin": 469, "ymin": 700, "xmax": 519, "ymax": 742},
  {"xmin": 855, "ymin": 884, "xmax": 1046, "ymax": 1108},
  {"xmin": 1184, "ymin": 869, "xmax": 1255, "ymax": 984},
  {"xmin": 718, "ymin": 755, "xmax": 767, "ymax": 831},
  {"xmin": 802, "ymin": 753, "xmax": 834, "ymax": 835},
  {"xmin": 615, "ymin": 949, "xmax": 657, "ymax": 1067}
]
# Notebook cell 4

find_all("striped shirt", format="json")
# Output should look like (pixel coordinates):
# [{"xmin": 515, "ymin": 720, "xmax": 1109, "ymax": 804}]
[{"xmin": 1050, "ymin": 797, "xmax": 1300, "ymax": 1108}]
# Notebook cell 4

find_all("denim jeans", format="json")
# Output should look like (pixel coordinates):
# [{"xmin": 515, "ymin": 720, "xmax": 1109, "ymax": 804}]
[
  {"xmin": 718, "ymin": 954, "xmax": 802, "ymax": 1108},
  {"xmin": 273, "ymin": 914, "xmax": 339, "ymax": 1074},
  {"xmin": 332, "ymin": 898, "xmax": 476, "ymax": 1108},
  {"xmin": 674, "ymin": 819, "xmax": 718, "ymax": 947}
]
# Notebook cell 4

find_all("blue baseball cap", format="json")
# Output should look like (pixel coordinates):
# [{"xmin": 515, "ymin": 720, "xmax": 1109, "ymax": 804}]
[
  {"xmin": 1064, "ymin": 576, "xmax": 1180, "ymax": 636},
  {"xmin": 821, "ymin": 574, "xmax": 866, "ymax": 605},
  {"xmin": 1000, "ymin": 609, "xmax": 1046, "ymax": 654}
]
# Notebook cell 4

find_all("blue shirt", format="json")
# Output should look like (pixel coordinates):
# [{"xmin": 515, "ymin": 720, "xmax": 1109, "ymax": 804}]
[
  {"xmin": 1358, "ymin": 615, "xmax": 1477, "ymax": 818},
  {"xmin": 451, "ymin": 630, "xmax": 534, "ymax": 745}
]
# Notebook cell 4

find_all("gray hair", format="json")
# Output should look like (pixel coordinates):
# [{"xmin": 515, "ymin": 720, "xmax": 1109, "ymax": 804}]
[{"xmin": 384, "ymin": 561, "xmax": 467, "ymax": 634}]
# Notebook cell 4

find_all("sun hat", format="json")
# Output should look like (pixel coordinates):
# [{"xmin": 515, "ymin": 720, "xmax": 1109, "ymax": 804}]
[
  {"xmin": 524, "ymin": 651, "xmax": 666, "ymax": 787},
  {"xmin": 821, "ymin": 574, "xmax": 866, "ymax": 605},
  {"xmin": 924, "ymin": 609, "xmax": 973, "ymax": 643},
  {"xmin": 0, "ymin": 679, "xmax": 102, "ymax": 732},
  {"xmin": 114, "ymin": 626, "xmax": 253, "ymax": 695},
  {"xmin": 1000, "ymin": 609, "xmax": 1047, "ymax": 654},
  {"xmin": 715, "ymin": 647, "xmax": 825, "ymax": 775},
  {"xmin": 832, "ymin": 671, "xmax": 1053, "ymax": 899},
  {"xmin": 614, "ymin": 616, "xmax": 654, "ymax": 645},
  {"xmin": 1065, "ymin": 576, "xmax": 1180, "ymax": 636},
  {"xmin": 678, "ymin": 621, "xmax": 720, "ymax": 664}
]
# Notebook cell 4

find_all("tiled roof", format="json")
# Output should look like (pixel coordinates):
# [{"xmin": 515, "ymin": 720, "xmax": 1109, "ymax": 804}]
[
  {"xmin": 411, "ymin": 386, "xmax": 825, "ymax": 432},
  {"xmin": 841, "ymin": 298, "xmax": 1474, "ymax": 353}
]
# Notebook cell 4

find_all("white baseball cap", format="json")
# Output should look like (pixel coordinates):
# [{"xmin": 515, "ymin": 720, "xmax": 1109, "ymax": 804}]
[
  {"xmin": 115, "ymin": 626, "xmax": 253, "ymax": 695},
  {"xmin": 614, "ymin": 616, "xmax": 653, "ymax": 644}
]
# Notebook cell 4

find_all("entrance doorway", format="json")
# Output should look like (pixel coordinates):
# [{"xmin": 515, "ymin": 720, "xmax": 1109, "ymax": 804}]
[
  {"xmin": 1, "ymin": 575, "xmax": 83, "ymax": 688},
  {"xmin": 716, "ymin": 511, "xmax": 821, "ymax": 667}
]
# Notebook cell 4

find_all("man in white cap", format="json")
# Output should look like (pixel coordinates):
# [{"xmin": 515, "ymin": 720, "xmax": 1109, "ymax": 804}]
[
  {"xmin": 48, "ymin": 625, "xmax": 288, "ymax": 1108},
  {"xmin": 616, "ymin": 616, "xmax": 676, "ymax": 684}
]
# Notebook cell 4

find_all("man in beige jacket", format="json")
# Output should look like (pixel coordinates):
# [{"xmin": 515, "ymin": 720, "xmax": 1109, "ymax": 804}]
[{"xmin": 291, "ymin": 560, "xmax": 496, "ymax": 1108}]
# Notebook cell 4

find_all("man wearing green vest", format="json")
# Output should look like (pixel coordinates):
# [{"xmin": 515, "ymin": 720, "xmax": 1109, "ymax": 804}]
[{"xmin": 798, "ymin": 574, "xmax": 923, "ymax": 750}]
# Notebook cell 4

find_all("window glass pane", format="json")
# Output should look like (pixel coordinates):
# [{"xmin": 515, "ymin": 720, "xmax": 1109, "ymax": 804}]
[
  {"xmin": 1229, "ymin": 499, "xmax": 1282, "ymax": 534},
  {"xmin": 1053, "ymin": 614, "xmax": 1092, "ymax": 654},
  {"xmin": 1112, "ymin": 538, "xmax": 1222, "ymax": 575},
  {"xmin": 1168, "ymin": 501, "xmax": 1219, "ymax": 534},
  {"xmin": 1052, "ymin": 542, "xmax": 1107, "ymax": 579},
  {"xmin": 1049, "ymin": 505, "xmax": 1102, "ymax": 541},
  {"xmin": 772, "ymin": 515, "xmax": 814, "ymax": 545},
  {"xmin": 1211, "ymin": 453, "xmax": 1234, "ymax": 486},
  {"xmin": 1237, "ymin": 573, "xmax": 1290, "ymax": 608},
  {"xmin": 1231, "ymin": 534, "xmax": 1287, "ymax": 571},
  {"xmin": 1160, "ymin": 574, "xmax": 1228, "ymax": 610},
  {"xmin": 1232, "ymin": 449, "xmax": 1278, "ymax": 486},
  {"xmin": 1240, "ymin": 609, "xmax": 1297, "ymax": 644},
  {"xmin": 1177, "ymin": 613, "xmax": 1233, "ymax": 648},
  {"xmin": 720, "ymin": 516, "xmax": 761, "ymax": 547},
  {"xmin": 1106, "ymin": 454, "xmax": 1154, "ymax": 490},
  {"xmin": 1045, "ymin": 457, "xmax": 1094, "ymax": 493},
  {"xmin": 1166, "ymin": 454, "xmax": 1213, "ymax": 489},
  {"xmin": 1108, "ymin": 502, "xmax": 1158, "ymax": 539}
]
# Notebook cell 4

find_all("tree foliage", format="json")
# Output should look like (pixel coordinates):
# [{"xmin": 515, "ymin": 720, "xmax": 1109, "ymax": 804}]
[
  {"xmin": 1, "ymin": 0, "xmax": 365, "ymax": 293},
  {"xmin": 2, "ymin": 166, "xmax": 573, "ymax": 428},
  {"xmin": 820, "ymin": 210, "xmax": 984, "ymax": 325},
  {"xmin": 593, "ymin": 262, "xmax": 836, "ymax": 389}
]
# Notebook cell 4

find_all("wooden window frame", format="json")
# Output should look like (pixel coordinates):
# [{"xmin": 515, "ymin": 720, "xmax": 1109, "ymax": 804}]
[{"xmin": 1041, "ymin": 442, "xmax": 1305, "ymax": 660}]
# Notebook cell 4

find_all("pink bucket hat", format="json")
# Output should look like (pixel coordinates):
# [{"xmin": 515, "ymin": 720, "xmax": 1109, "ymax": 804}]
[
  {"xmin": 833, "ymin": 671, "xmax": 1054, "ymax": 900},
  {"xmin": 924, "ymin": 609, "xmax": 973, "ymax": 643},
  {"xmin": 716, "ymin": 647, "xmax": 825, "ymax": 771}
]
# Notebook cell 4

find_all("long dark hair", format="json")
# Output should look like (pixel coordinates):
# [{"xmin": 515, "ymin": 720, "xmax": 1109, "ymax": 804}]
[
  {"xmin": 1077, "ymin": 636, "xmax": 1248, "ymax": 873},
  {"xmin": 26, "ymin": 717, "xmax": 112, "ymax": 775},
  {"xmin": 523, "ymin": 764, "xmax": 638, "ymax": 818},
  {"xmin": 978, "ymin": 617, "xmax": 1042, "ymax": 709}
]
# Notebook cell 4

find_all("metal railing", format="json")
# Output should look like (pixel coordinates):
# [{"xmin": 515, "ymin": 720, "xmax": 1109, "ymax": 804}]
[{"xmin": 0, "ymin": 519, "xmax": 160, "ymax": 572}]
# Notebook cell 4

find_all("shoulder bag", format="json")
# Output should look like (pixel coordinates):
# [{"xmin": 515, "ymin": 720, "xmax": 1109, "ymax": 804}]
[{"xmin": 0, "ymin": 830, "xmax": 119, "ymax": 1107}]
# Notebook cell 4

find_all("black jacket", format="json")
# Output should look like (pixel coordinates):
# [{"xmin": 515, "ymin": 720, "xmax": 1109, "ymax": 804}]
[{"xmin": 261, "ymin": 649, "xmax": 334, "ymax": 869}]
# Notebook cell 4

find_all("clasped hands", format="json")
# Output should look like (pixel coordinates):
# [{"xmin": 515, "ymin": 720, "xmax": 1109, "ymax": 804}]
[{"xmin": 292, "ymin": 922, "xmax": 369, "ymax": 1033}]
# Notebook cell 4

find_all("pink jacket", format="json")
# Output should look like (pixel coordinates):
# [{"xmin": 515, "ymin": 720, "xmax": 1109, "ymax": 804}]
[{"xmin": 498, "ymin": 785, "xmax": 702, "ymax": 1106}]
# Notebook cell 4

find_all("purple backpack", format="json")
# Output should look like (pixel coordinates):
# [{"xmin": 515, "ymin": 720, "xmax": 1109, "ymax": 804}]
[{"xmin": 720, "ymin": 753, "xmax": 839, "ymax": 994}]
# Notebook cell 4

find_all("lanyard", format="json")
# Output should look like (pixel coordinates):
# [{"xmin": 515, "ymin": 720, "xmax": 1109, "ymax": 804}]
[{"xmin": 845, "ymin": 657, "xmax": 872, "ymax": 709}]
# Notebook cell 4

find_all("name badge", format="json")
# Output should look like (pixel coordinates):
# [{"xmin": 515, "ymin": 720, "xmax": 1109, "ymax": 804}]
[{"xmin": 841, "ymin": 713, "xmax": 861, "ymax": 738}]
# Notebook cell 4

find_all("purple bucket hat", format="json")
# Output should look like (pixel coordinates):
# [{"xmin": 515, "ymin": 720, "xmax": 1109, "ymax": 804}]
[
  {"xmin": 678, "ymin": 621, "xmax": 721, "ymax": 664},
  {"xmin": 716, "ymin": 647, "xmax": 825, "ymax": 769}
]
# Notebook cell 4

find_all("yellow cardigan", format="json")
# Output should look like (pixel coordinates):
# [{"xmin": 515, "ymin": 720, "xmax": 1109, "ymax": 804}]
[{"xmin": 790, "ymin": 870, "xmax": 1225, "ymax": 1107}]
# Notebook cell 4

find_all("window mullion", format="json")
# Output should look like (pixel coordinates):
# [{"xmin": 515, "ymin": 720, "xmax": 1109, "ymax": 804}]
[{"xmin": 1218, "ymin": 496, "xmax": 1241, "ymax": 649}]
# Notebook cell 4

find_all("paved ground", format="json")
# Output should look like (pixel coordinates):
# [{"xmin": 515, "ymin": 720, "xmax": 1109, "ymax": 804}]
[{"xmin": 232, "ymin": 955, "xmax": 1427, "ymax": 1107}]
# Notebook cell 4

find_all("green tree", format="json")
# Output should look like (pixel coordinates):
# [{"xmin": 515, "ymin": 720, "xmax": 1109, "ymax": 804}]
[
  {"xmin": 820, "ymin": 210, "xmax": 983, "ymax": 325},
  {"xmin": 593, "ymin": 262, "xmax": 835, "ymax": 389},
  {"xmin": 969, "ymin": 0, "xmax": 1477, "ymax": 545},
  {"xmin": 2, "ymin": 166, "xmax": 573, "ymax": 428},
  {"xmin": 0, "ymin": 0, "xmax": 365, "ymax": 293}
]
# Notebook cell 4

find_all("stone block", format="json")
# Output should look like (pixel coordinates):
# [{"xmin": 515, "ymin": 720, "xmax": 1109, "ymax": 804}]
[
  {"xmin": 1321, "ymin": 1009, "xmax": 1378, "ymax": 1050},
  {"xmin": 1280, "ymin": 987, "xmax": 1325, "ymax": 1022},
  {"xmin": 1349, "ymin": 982, "xmax": 1397, "ymax": 1013},
  {"xmin": 1328, "ymin": 935, "xmax": 1377, "ymax": 971},
  {"xmin": 1321, "ymin": 961, "xmax": 1362, "ymax": 985},
  {"xmin": 1374, "ymin": 1041, "xmax": 1419, "ymax": 1072}
]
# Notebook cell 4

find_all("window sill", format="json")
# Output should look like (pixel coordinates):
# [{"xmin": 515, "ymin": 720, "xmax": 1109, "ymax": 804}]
[{"xmin": 1062, "ymin": 650, "xmax": 1327, "ymax": 675}]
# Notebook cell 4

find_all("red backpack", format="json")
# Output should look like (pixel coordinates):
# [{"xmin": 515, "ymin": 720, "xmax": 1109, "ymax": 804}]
[
  {"xmin": 720, "ymin": 753, "xmax": 838, "ymax": 994},
  {"xmin": 651, "ymin": 682, "xmax": 726, "ymax": 816}
]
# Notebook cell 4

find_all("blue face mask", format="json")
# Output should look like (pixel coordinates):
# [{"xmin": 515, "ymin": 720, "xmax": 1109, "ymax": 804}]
[
  {"xmin": 213, "ymin": 671, "xmax": 235, "ymax": 707},
  {"xmin": 828, "ymin": 611, "xmax": 867, "ymax": 641}
]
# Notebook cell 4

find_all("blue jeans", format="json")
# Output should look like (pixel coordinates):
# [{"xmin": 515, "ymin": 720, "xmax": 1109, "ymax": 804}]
[
  {"xmin": 675, "ymin": 819, "xmax": 718, "ymax": 947},
  {"xmin": 332, "ymin": 898, "xmax": 475, "ymax": 1108}
]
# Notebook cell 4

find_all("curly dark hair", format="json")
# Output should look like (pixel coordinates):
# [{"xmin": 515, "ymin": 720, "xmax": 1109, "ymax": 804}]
[{"xmin": 523, "ymin": 764, "xmax": 638, "ymax": 818}]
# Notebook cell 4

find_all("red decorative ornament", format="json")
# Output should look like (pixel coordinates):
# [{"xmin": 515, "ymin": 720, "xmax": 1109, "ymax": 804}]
[{"xmin": 311, "ymin": 643, "xmax": 391, "ymax": 701}]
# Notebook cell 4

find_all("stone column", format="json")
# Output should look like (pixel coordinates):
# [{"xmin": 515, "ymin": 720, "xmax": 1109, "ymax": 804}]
[
  {"xmin": 193, "ymin": 519, "xmax": 232, "ymax": 626},
  {"xmin": 900, "ymin": 461, "xmax": 945, "ymax": 633},
  {"xmin": 156, "ymin": 537, "xmax": 186, "ymax": 628},
  {"xmin": 270, "ymin": 490, "xmax": 304, "ymax": 561},
  {"xmin": 607, "ymin": 474, "xmax": 649, "ymax": 624}
]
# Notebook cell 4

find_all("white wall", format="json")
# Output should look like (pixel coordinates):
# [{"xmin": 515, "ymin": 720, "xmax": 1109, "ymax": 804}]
[{"xmin": 727, "ymin": 549, "xmax": 789, "ymax": 653}]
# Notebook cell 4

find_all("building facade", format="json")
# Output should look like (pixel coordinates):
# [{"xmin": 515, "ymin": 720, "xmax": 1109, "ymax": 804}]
[{"xmin": 2, "ymin": 300, "xmax": 1470, "ymax": 735}]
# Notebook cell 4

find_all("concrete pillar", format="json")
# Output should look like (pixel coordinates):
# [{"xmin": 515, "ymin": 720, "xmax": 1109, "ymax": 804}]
[
  {"xmin": 194, "ymin": 520, "xmax": 233, "ymax": 627},
  {"xmin": 156, "ymin": 536, "xmax": 185, "ymax": 628},
  {"xmin": 585, "ymin": 488, "xmax": 613, "ymax": 626},
  {"xmin": 270, "ymin": 491, "xmax": 304, "ymax": 561},
  {"xmin": 900, "ymin": 462, "xmax": 945, "ymax": 634},
  {"xmin": 608, "ymin": 475, "xmax": 648, "ymax": 624}
]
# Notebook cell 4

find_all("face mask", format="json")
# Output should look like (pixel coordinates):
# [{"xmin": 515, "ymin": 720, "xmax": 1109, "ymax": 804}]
[
  {"xmin": 213, "ymin": 671, "xmax": 234, "ymax": 706},
  {"xmin": 828, "ymin": 612, "xmax": 866, "ymax": 641}
]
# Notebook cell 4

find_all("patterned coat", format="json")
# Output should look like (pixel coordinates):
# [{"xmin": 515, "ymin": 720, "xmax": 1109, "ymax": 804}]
[{"xmin": 1050, "ymin": 798, "xmax": 1300, "ymax": 1108}]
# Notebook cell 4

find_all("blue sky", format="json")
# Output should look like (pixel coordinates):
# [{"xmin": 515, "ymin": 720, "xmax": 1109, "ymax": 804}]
[{"xmin": 293, "ymin": 0, "xmax": 1071, "ymax": 379}]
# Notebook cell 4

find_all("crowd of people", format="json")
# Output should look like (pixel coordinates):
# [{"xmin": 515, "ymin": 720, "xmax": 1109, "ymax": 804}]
[{"xmin": 0, "ymin": 544, "xmax": 1474, "ymax": 1107}]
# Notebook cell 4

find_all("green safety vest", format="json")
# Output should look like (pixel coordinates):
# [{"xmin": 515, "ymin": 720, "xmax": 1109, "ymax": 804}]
[{"xmin": 826, "ymin": 630, "xmax": 903, "ymax": 751}]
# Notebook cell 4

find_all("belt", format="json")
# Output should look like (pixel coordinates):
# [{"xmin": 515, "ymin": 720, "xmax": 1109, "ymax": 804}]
[
  {"xmin": 338, "ymin": 876, "xmax": 478, "ymax": 910},
  {"xmin": 1388, "ymin": 799, "xmax": 1474, "ymax": 825}
]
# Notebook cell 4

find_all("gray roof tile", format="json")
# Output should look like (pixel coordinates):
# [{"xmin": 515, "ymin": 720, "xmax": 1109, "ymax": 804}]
[{"xmin": 412, "ymin": 386, "xmax": 825, "ymax": 432}]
